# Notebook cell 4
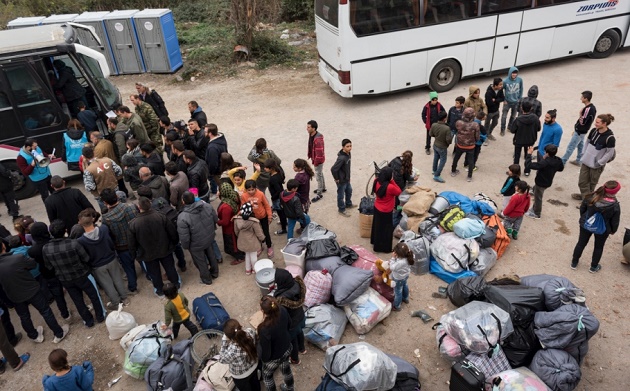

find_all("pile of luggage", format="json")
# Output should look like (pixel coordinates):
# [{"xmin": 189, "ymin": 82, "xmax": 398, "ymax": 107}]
[{"xmin": 438, "ymin": 273, "xmax": 595, "ymax": 391}]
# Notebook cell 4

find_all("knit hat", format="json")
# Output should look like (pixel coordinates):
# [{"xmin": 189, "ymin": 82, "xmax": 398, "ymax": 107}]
[
  {"xmin": 429, "ymin": 91, "xmax": 438, "ymax": 100},
  {"xmin": 241, "ymin": 202, "xmax": 253, "ymax": 220},
  {"xmin": 605, "ymin": 181, "xmax": 621, "ymax": 195}
]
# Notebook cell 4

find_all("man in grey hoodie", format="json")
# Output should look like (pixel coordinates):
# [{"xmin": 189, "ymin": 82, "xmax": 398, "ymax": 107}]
[{"xmin": 501, "ymin": 66, "xmax": 523, "ymax": 136}]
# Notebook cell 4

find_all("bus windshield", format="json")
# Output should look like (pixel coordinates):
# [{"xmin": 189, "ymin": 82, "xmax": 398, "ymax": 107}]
[{"xmin": 76, "ymin": 53, "xmax": 119, "ymax": 108}]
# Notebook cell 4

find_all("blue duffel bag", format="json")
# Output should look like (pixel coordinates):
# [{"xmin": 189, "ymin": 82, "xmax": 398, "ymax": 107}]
[
  {"xmin": 192, "ymin": 292, "xmax": 230, "ymax": 331},
  {"xmin": 429, "ymin": 256, "xmax": 477, "ymax": 284}
]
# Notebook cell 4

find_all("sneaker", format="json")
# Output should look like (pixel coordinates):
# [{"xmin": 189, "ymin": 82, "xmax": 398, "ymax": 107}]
[
  {"xmin": 451, "ymin": 170, "xmax": 460, "ymax": 177},
  {"xmin": 280, "ymin": 384, "xmax": 290, "ymax": 391},
  {"xmin": 425, "ymin": 149, "xmax": 431, "ymax": 155},
  {"xmin": 525, "ymin": 210, "xmax": 540, "ymax": 219},
  {"xmin": 488, "ymin": 134, "xmax": 497, "ymax": 141},
  {"xmin": 52, "ymin": 324, "xmax": 70, "ymax": 344},
  {"xmin": 127, "ymin": 289, "xmax": 139, "ymax": 296},
  {"xmin": 106, "ymin": 302, "xmax": 119, "ymax": 311},
  {"xmin": 267, "ymin": 247, "xmax": 274, "ymax": 258},
  {"xmin": 571, "ymin": 193, "xmax": 583, "ymax": 200},
  {"xmin": 589, "ymin": 265, "xmax": 602, "ymax": 273},
  {"xmin": 402, "ymin": 299, "xmax": 410, "ymax": 304},
  {"xmin": 33, "ymin": 326, "xmax": 44, "ymax": 343},
  {"xmin": 483, "ymin": 141, "xmax": 489, "ymax": 146},
  {"xmin": 433, "ymin": 176, "xmax": 445, "ymax": 183},
  {"xmin": 467, "ymin": 177, "xmax": 472, "ymax": 182},
  {"xmin": 339, "ymin": 210, "xmax": 350, "ymax": 217},
  {"xmin": 322, "ymin": 189, "xmax": 327, "ymax": 193},
  {"xmin": 200, "ymin": 279, "xmax": 213, "ymax": 285},
  {"xmin": 272, "ymin": 212, "xmax": 278, "ymax": 220},
  {"xmin": 122, "ymin": 298, "xmax": 131, "ymax": 307},
  {"xmin": 311, "ymin": 195, "xmax": 323, "ymax": 203},
  {"xmin": 208, "ymin": 194, "xmax": 218, "ymax": 202},
  {"xmin": 473, "ymin": 166, "xmax": 478, "ymax": 171},
  {"xmin": 570, "ymin": 261, "xmax": 578, "ymax": 270},
  {"xmin": 62, "ymin": 310, "xmax": 72, "ymax": 322},
  {"xmin": 570, "ymin": 160, "xmax": 582, "ymax": 166},
  {"xmin": 274, "ymin": 229, "xmax": 287, "ymax": 235},
  {"xmin": 392, "ymin": 306, "xmax": 402, "ymax": 312},
  {"xmin": 524, "ymin": 172, "xmax": 530, "ymax": 177},
  {"xmin": 154, "ymin": 290, "xmax": 165, "ymax": 299}
]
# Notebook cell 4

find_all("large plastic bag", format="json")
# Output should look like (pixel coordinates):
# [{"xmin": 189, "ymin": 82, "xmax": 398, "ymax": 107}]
[
  {"xmin": 470, "ymin": 247, "xmax": 497, "ymax": 277},
  {"xmin": 123, "ymin": 321, "xmax": 172, "ymax": 379},
  {"xmin": 521, "ymin": 274, "xmax": 586, "ymax": 310},
  {"xmin": 502, "ymin": 323, "xmax": 540, "ymax": 368},
  {"xmin": 304, "ymin": 270, "xmax": 333, "ymax": 308},
  {"xmin": 429, "ymin": 257, "xmax": 478, "ymax": 284},
  {"xmin": 431, "ymin": 232, "xmax": 480, "ymax": 273},
  {"xmin": 483, "ymin": 285, "xmax": 545, "ymax": 327},
  {"xmin": 145, "ymin": 339, "xmax": 194, "ymax": 391},
  {"xmin": 419, "ymin": 215, "xmax": 441, "ymax": 243},
  {"xmin": 120, "ymin": 324, "xmax": 146, "ymax": 351},
  {"xmin": 306, "ymin": 238, "xmax": 341, "ymax": 260},
  {"xmin": 305, "ymin": 256, "xmax": 345, "ymax": 275},
  {"xmin": 453, "ymin": 217, "xmax": 487, "ymax": 239},
  {"xmin": 300, "ymin": 222, "xmax": 337, "ymax": 242},
  {"xmin": 489, "ymin": 367, "xmax": 550, "ymax": 391},
  {"xmin": 303, "ymin": 304, "xmax": 347, "ymax": 351},
  {"xmin": 447, "ymin": 276, "xmax": 488, "ymax": 307},
  {"xmin": 400, "ymin": 233, "xmax": 431, "ymax": 275},
  {"xmin": 324, "ymin": 342, "xmax": 397, "ymax": 391},
  {"xmin": 283, "ymin": 238, "xmax": 307, "ymax": 255},
  {"xmin": 439, "ymin": 301, "xmax": 514, "ymax": 355},
  {"xmin": 529, "ymin": 349, "xmax": 581, "ymax": 391},
  {"xmin": 344, "ymin": 287, "xmax": 391, "ymax": 334},
  {"xmin": 350, "ymin": 245, "xmax": 394, "ymax": 302},
  {"xmin": 433, "ymin": 324, "xmax": 469, "ymax": 362},
  {"xmin": 106, "ymin": 303, "xmax": 137, "ymax": 340}
]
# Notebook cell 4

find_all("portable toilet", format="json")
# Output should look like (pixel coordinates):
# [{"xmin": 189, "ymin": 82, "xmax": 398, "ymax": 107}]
[
  {"xmin": 7, "ymin": 16, "xmax": 46, "ymax": 29},
  {"xmin": 73, "ymin": 11, "xmax": 118, "ymax": 75},
  {"xmin": 103, "ymin": 10, "xmax": 145, "ymax": 74},
  {"xmin": 42, "ymin": 14, "xmax": 79, "ymax": 24},
  {"xmin": 133, "ymin": 9, "xmax": 183, "ymax": 73}
]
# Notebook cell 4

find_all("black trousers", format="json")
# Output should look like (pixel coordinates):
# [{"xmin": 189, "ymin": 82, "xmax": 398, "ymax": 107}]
[
  {"xmin": 572, "ymin": 227, "xmax": 609, "ymax": 268},
  {"xmin": 0, "ymin": 189, "xmax": 19, "ymax": 216},
  {"xmin": 513, "ymin": 145, "xmax": 532, "ymax": 174},
  {"xmin": 32, "ymin": 175, "xmax": 52, "ymax": 202},
  {"xmin": 62, "ymin": 275, "xmax": 106, "ymax": 326},
  {"xmin": 172, "ymin": 318, "xmax": 198, "ymax": 339},
  {"xmin": 259, "ymin": 217, "xmax": 272, "ymax": 248},
  {"xmin": 452, "ymin": 146, "xmax": 474, "ymax": 178}
]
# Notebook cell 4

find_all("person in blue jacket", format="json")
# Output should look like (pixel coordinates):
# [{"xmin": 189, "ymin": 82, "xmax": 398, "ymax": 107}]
[
  {"xmin": 16, "ymin": 138, "xmax": 55, "ymax": 201},
  {"xmin": 61, "ymin": 119, "xmax": 88, "ymax": 172},
  {"xmin": 43, "ymin": 349, "xmax": 94, "ymax": 391},
  {"xmin": 501, "ymin": 66, "xmax": 523, "ymax": 136},
  {"xmin": 537, "ymin": 109, "xmax": 563, "ymax": 160}
]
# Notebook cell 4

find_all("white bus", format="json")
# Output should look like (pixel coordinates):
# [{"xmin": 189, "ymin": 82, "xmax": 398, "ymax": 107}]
[{"xmin": 316, "ymin": 0, "xmax": 630, "ymax": 97}]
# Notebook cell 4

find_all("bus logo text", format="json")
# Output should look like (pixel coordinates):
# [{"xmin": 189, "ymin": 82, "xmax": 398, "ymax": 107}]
[{"xmin": 577, "ymin": 0, "xmax": 618, "ymax": 13}]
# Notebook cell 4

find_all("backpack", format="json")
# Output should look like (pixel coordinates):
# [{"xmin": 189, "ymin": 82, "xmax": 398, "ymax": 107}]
[
  {"xmin": 439, "ymin": 205, "xmax": 465, "ymax": 232},
  {"xmin": 201, "ymin": 360, "xmax": 234, "ymax": 391},
  {"xmin": 153, "ymin": 197, "xmax": 179, "ymax": 225},
  {"xmin": 583, "ymin": 211, "xmax": 606, "ymax": 235},
  {"xmin": 145, "ymin": 339, "xmax": 194, "ymax": 391},
  {"xmin": 431, "ymin": 232, "xmax": 480, "ymax": 273},
  {"xmin": 482, "ymin": 214, "xmax": 510, "ymax": 259}
]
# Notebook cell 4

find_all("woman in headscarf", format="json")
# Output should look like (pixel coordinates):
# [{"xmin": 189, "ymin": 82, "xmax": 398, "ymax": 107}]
[
  {"xmin": 370, "ymin": 167, "xmax": 402, "ymax": 253},
  {"xmin": 217, "ymin": 182, "xmax": 245, "ymax": 265},
  {"xmin": 571, "ymin": 180, "xmax": 621, "ymax": 273},
  {"xmin": 273, "ymin": 269, "xmax": 306, "ymax": 365}
]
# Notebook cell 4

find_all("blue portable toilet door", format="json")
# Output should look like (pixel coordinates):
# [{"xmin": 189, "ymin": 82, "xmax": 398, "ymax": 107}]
[
  {"xmin": 75, "ymin": 24, "xmax": 119, "ymax": 76},
  {"xmin": 136, "ymin": 19, "xmax": 169, "ymax": 73},
  {"xmin": 106, "ymin": 19, "xmax": 143, "ymax": 74}
]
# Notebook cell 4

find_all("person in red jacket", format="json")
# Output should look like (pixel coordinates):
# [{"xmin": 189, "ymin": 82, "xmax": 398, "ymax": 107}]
[
  {"xmin": 501, "ymin": 180, "xmax": 531, "ymax": 240},
  {"xmin": 307, "ymin": 120, "xmax": 326, "ymax": 202},
  {"xmin": 370, "ymin": 167, "xmax": 402, "ymax": 253}
]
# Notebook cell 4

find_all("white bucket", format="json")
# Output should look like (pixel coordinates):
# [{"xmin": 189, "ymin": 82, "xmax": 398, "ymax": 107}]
[
  {"xmin": 255, "ymin": 268, "xmax": 276, "ymax": 297},
  {"xmin": 254, "ymin": 259, "xmax": 274, "ymax": 274}
]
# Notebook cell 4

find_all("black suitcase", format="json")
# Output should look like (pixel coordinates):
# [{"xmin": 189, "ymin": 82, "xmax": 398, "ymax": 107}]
[{"xmin": 449, "ymin": 360, "xmax": 485, "ymax": 391}]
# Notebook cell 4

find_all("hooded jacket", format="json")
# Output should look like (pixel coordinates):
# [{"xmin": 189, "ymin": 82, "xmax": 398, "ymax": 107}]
[
  {"xmin": 185, "ymin": 129, "xmax": 208, "ymax": 160},
  {"xmin": 45, "ymin": 187, "xmax": 93, "ymax": 234},
  {"xmin": 464, "ymin": 85, "xmax": 488, "ymax": 114},
  {"xmin": 0, "ymin": 253, "xmax": 40, "ymax": 303},
  {"xmin": 511, "ymin": 112, "xmax": 541, "ymax": 146},
  {"xmin": 503, "ymin": 192, "xmax": 531, "ymax": 219},
  {"xmin": 186, "ymin": 158, "xmax": 210, "ymax": 197},
  {"xmin": 578, "ymin": 195, "xmax": 620, "ymax": 235},
  {"xmin": 27, "ymin": 223, "xmax": 55, "ymax": 279},
  {"xmin": 519, "ymin": 85, "xmax": 542, "ymax": 118},
  {"xmin": 190, "ymin": 106, "xmax": 207, "ymax": 128},
  {"xmin": 177, "ymin": 201, "xmax": 218, "ymax": 250},
  {"xmin": 121, "ymin": 154, "xmax": 147, "ymax": 191},
  {"xmin": 581, "ymin": 128, "xmax": 615, "ymax": 169},
  {"xmin": 145, "ymin": 151, "xmax": 165, "ymax": 176},
  {"xmin": 129, "ymin": 209, "xmax": 179, "ymax": 262},
  {"xmin": 274, "ymin": 269, "xmax": 306, "ymax": 329},
  {"xmin": 169, "ymin": 171, "xmax": 189, "ymax": 209},
  {"xmin": 525, "ymin": 153, "xmax": 564, "ymax": 188},
  {"xmin": 205, "ymin": 133, "xmax": 228, "ymax": 176},
  {"xmin": 503, "ymin": 66, "xmax": 523, "ymax": 104},
  {"xmin": 280, "ymin": 190, "xmax": 306, "ymax": 221},
  {"xmin": 62, "ymin": 128, "xmax": 87, "ymax": 168},
  {"xmin": 127, "ymin": 113, "xmax": 149, "ymax": 143},
  {"xmin": 454, "ymin": 108, "xmax": 480, "ymax": 149},
  {"xmin": 485, "ymin": 84, "xmax": 505, "ymax": 113},
  {"xmin": 330, "ymin": 150, "xmax": 351, "ymax": 183},
  {"xmin": 233, "ymin": 216, "xmax": 265, "ymax": 253},
  {"xmin": 77, "ymin": 225, "xmax": 117, "ymax": 268}
]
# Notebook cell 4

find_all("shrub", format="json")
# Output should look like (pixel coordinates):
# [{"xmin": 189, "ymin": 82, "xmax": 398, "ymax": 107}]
[{"xmin": 281, "ymin": 0, "xmax": 313, "ymax": 21}]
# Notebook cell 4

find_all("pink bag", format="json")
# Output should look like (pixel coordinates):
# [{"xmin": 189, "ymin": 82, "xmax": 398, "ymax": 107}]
[
  {"xmin": 349, "ymin": 245, "xmax": 394, "ymax": 302},
  {"xmin": 434, "ymin": 324, "xmax": 469, "ymax": 361},
  {"xmin": 304, "ymin": 270, "xmax": 333, "ymax": 308}
]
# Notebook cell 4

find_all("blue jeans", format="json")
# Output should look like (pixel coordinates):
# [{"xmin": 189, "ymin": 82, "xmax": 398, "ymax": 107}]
[
  {"xmin": 336, "ymin": 182, "xmax": 353, "ymax": 212},
  {"xmin": 117, "ymin": 250, "xmax": 137, "ymax": 291},
  {"xmin": 288, "ymin": 214, "xmax": 311, "ymax": 239},
  {"xmin": 393, "ymin": 277, "xmax": 409, "ymax": 310},
  {"xmin": 432, "ymin": 146, "xmax": 448, "ymax": 177},
  {"xmin": 501, "ymin": 102, "xmax": 518, "ymax": 131},
  {"xmin": 561, "ymin": 131, "xmax": 585, "ymax": 164}
]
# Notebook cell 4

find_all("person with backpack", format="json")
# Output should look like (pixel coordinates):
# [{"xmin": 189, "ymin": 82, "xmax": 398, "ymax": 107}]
[
  {"xmin": 570, "ymin": 180, "xmax": 620, "ymax": 273},
  {"xmin": 218, "ymin": 319, "xmax": 260, "ymax": 391},
  {"xmin": 524, "ymin": 145, "xmax": 564, "ymax": 219}
]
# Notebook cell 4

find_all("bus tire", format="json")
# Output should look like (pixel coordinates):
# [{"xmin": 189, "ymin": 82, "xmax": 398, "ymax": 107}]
[
  {"xmin": 589, "ymin": 29, "xmax": 620, "ymax": 59},
  {"xmin": 2, "ymin": 161, "xmax": 37, "ymax": 200},
  {"xmin": 429, "ymin": 59, "xmax": 461, "ymax": 92}
]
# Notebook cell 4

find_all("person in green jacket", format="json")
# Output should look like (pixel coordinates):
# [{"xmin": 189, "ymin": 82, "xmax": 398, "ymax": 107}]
[
  {"xmin": 429, "ymin": 111, "xmax": 452, "ymax": 183},
  {"xmin": 161, "ymin": 283, "xmax": 198, "ymax": 339}
]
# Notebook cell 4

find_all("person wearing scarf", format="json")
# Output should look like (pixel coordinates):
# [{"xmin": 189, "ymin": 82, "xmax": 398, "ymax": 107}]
[
  {"xmin": 217, "ymin": 183, "xmax": 245, "ymax": 265},
  {"xmin": 370, "ymin": 167, "xmax": 402, "ymax": 253},
  {"xmin": 571, "ymin": 180, "xmax": 621, "ymax": 273},
  {"xmin": 273, "ymin": 269, "xmax": 306, "ymax": 365}
]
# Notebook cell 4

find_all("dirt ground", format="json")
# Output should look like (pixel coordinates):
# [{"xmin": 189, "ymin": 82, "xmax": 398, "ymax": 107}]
[{"xmin": 2, "ymin": 51, "xmax": 630, "ymax": 391}]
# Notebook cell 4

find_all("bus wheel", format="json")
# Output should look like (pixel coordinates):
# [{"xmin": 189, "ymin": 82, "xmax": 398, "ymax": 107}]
[
  {"xmin": 589, "ymin": 29, "xmax": 620, "ymax": 59},
  {"xmin": 3, "ymin": 161, "xmax": 37, "ymax": 200},
  {"xmin": 429, "ymin": 59, "xmax": 461, "ymax": 92}
]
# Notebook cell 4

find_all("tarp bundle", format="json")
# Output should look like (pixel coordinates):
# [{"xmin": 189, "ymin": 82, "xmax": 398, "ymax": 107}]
[
  {"xmin": 521, "ymin": 274, "xmax": 586, "ymax": 310},
  {"xmin": 529, "ymin": 349, "xmax": 581, "ymax": 391}
]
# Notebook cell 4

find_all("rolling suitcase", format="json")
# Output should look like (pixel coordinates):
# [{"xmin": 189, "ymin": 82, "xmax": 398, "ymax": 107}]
[
  {"xmin": 192, "ymin": 292, "xmax": 230, "ymax": 331},
  {"xmin": 449, "ymin": 360, "xmax": 485, "ymax": 391}
]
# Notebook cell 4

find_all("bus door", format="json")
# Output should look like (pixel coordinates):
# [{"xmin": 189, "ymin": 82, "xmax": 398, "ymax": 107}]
[{"xmin": 491, "ymin": 12, "xmax": 522, "ymax": 71}]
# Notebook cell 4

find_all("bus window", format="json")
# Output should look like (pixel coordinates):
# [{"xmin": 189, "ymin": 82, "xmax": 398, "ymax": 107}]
[
  {"xmin": 0, "ymin": 91, "xmax": 22, "ymax": 140},
  {"xmin": 424, "ymin": 0, "xmax": 470, "ymax": 26},
  {"xmin": 316, "ymin": 0, "xmax": 340, "ymax": 27},
  {"xmin": 480, "ymin": 0, "xmax": 532, "ymax": 15},
  {"xmin": 351, "ymin": 0, "xmax": 420, "ymax": 36},
  {"xmin": 534, "ymin": 0, "xmax": 572, "ymax": 7},
  {"xmin": 76, "ymin": 53, "xmax": 119, "ymax": 109}
]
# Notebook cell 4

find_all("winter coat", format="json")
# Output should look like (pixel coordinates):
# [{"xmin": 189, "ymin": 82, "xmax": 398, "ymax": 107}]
[
  {"xmin": 274, "ymin": 269, "xmax": 306, "ymax": 329},
  {"xmin": 248, "ymin": 149, "xmax": 281, "ymax": 190},
  {"xmin": 112, "ymin": 122, "xmax": 130, "ymax": 160},
  {"xmin": 121, "ymin": 154, "xmax": 146, "ymax": 191},
  {"xmin": 55, "ymin": 65, "xmax": 85, "ymax": 101},
  {"xmin": 190, "ymin": 106, "xmax": 208, "ymax": 128},
  {"xmin": 525, "ymin": 154, "xmax": 564, "ymax": 188},
  {"xmin": 308, "ymin": 132, "xmax": 325, "ymax": 166},
  {"xmin": 330, "ymin": 150, "xmax": 351, "ymax": 183},
  {"xmin": 502, "ymin": 66, "xmax": 523, "ymax": 104},
  {"xmin": 44, "ymin": 187, "xmax": 93, "ymax": 232},
  {"xmin": 511, "ymin": 112, "xmax": 541, "ymax": 146},
  {"xmin": 518, "ymin": 85, "xmax": 542, "ymax": 118},
  {"xmin": 77, "ymin": 109, "xmax": 98, "ymax": 132},
  {"xmin": 186, "ymin": 158, "xmax": 210, "ymax": 197},
  {"xmin": 578, "ymin": 195, "xmax": 620, "ymax": 235},
  {"xmin": 184, "ymin": 129, "xmax": 208, "ymax": 161},
  {"xmin": 140, "ymin": 89, "xmax": 168, "ymax": 118},
  {"xmin": 128, "ymin": 209, "xmax": 179, "ymax": 262},
  {"xmin": 94, "ymin": 139, "xmax": 119, "ymax": 165},
  {"xmin": 241, "ymin": 189, "xmax": 272, "ymax": 220},
  {"xmin": 388, "ymin": 156, "xmax": 415, "ymax": 191},
  {"xmin": 135, "ymin": 101, "xmax": 160, "ymax": 141},
  {"xmin": 177, "ymin": 201, "xmax": 218, "ymax": 250},
  {"xmin": 0, "ymin": 253, "xmax": 39, "ymax": 303},
  {"xmin": 454, "ymin": 108, "xmax": 480, "ymax": 149},
  {"xmin": 205, "ymin": 134, "xmax": 229, "ymax": 176},
  {"xmin": 448, "ymin": 106, "xmax": 464, "ymax": 133},
  {"xmin": 169, "ymin": 171, "xmax": 189, "ymax": 209},
  {"xmin": 145, "ymin": 152, "xmax": 165, "ymax": 176},
  {"xmin": 0, "ymin": 162, "xmax": 14, "ymax": 192},
  {"xmin": 464, "ymin": 85, "xmax": 487, "ymax": 114},
  {"xmin": 280, "ymin": 191, "xmax": 306, "ymax": 221},
  {"xmin": 429, "ymin": 122, "xmax": 453, "ymax": 150},
  {"xmin": 389, "ymin": 256, "xmax": 410, "ymax": 281},
  {"xmin": 77, "ymin": 225, "xmax": 117, "ymax": 268},
  {"xmin": 127, "ymin": 113, "xmax": 149, "ymax": 143},
  {"xmin": 422, "ymin": 101, "xmax": 446, "ymax": 130},
  {"xmin": 581, "ymin": 128, "xmax": 615, "ymax": 169},
  {"xmin": 485, "ymin": 84, "xmax": 505, "ymax": 113},
  {"xmin": 142, "ymin": 175, "xmax": 170, "ymax": 200},
  {"xmin": 503, "ymin": 193, "xmax": 531, "ymax": 218},
  {"xmin": 233, "ymin": 216, "xmax": 265, "ymax": 253}
]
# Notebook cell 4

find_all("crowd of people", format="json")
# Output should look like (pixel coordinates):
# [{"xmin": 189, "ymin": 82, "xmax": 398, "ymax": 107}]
[{"xmin": 0, "ymin": 71, "xmax": 622, "ymax": 390}]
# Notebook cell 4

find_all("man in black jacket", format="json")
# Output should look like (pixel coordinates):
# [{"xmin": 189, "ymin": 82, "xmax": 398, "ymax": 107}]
[
  {"xmin": 188, "ymin": 101, "xmax": 207, "ymax": 128},
  {"xmin": 184, "ymin": 119, "xmax": 208, "ymax": 160},
  {"xmin": 330, "ymin": 139, "xmax": 354, "ymax": 217},
  {"xmin": 0, "ymin": 163, "xmax": 18, "ymax": 217},
  {"xmin": 511, "ymin": 101, "xmax": 541, "ymax": 177},
  {"xmin": 128, "ymin": 197, "xmax": 180, "ymax": 298},
  {"xmin": 45, "ymin": 176, "xmax": 94, "ymax": 235},
  {"xmin": 204, "ymin": 123, "xmax": 228, "ymax": 200},
  {"xmin": 183, "ymin": 151, "xmax": 210, "ymax": 202},
  {"xmin": 484, "ymin": 78, "xmax": 505, "ymax": 141},
  {"xmin": 562, "ymin": 90, "xmax": 596, "ymax": 166},
  {"xmin": 525, "ymin": 145, "xmax": 564, "ymax": 219}
]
